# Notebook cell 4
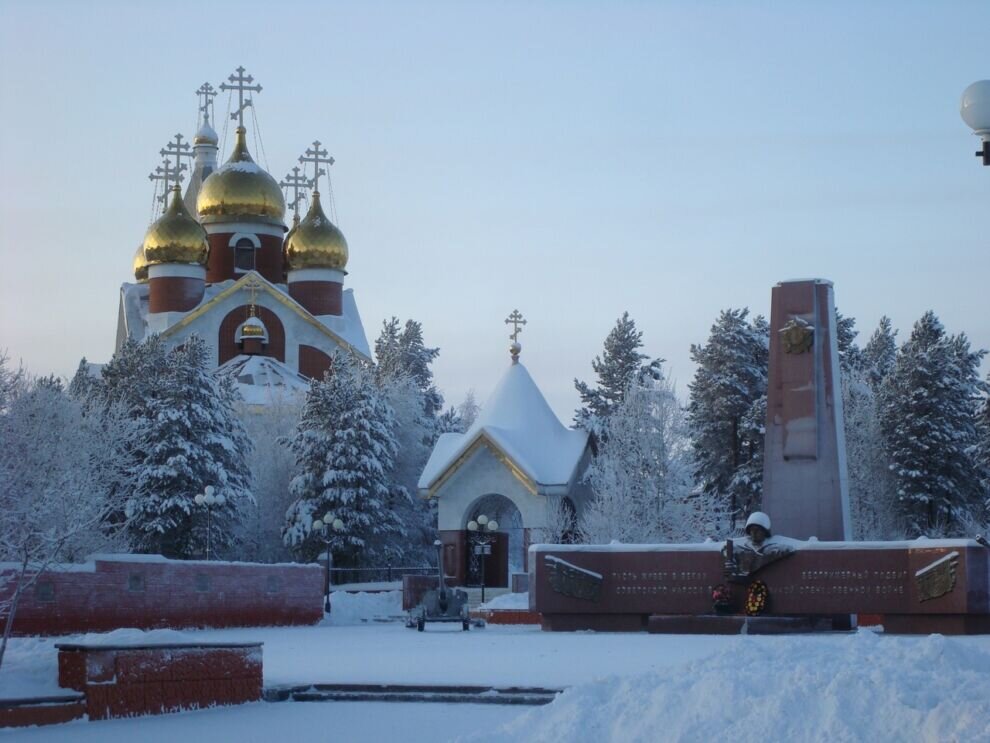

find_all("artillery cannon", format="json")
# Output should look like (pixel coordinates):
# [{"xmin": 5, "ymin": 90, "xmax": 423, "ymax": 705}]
[{"xmin": 410, "ymin": 540, "xmax": 470, "ymax": 631}]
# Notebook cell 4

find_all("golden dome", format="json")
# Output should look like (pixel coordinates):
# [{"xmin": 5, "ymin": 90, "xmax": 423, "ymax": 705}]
[
  {"xmin": 133, "ymin": 244, "xmax": 149, "ymax": 282},
  {"xmin": 196, "ymin": 127, "xmax": 285, "ymax": 224},
  {"xmin": 143, "ymin": 186, "xmax": 209, "ymax": 266},
  {"xmin": 284, "ymin": 191, "xmax": 348, "ymax": 271}
]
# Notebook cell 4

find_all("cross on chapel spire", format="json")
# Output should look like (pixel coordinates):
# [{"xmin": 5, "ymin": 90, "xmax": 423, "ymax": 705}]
[
  {"xmin": 505, "ymin": 310, "xmax": 527, "ymax": 364},
  {"xmin": 505, "ymin": 309, "xmax": 527, "ymax": 342},
  {"xmin": 148, "ymin": 157, "xmax": 185, "ymax": 208},
  {"xmin": 219, "ymin": 66, "xmax": 262, "ymax": 128},
  {"xmin": 299, "ymin": 140, "xmax": 334, "ymax": 191}
]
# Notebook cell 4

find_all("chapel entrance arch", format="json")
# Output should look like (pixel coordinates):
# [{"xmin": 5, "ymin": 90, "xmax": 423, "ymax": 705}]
[{"xmin": 464, "ymin": 494, "xmax": 524, "ymax": 589}]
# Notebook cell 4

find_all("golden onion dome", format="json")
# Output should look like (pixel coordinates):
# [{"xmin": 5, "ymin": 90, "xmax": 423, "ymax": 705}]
[
  {"xmin": 196, "ymin": 127, "xmax": 285, "ymax": 224},
  {"xmin": 284, "ymin": 191, "xmax": 348, "ymax": 271},
  {"xmin": 133, "ymin": 244, "xmax": 149, "ymax": 282},
  {"xmin": 143, "ymin": 185, "xmax": 209, "ymax": 266}
]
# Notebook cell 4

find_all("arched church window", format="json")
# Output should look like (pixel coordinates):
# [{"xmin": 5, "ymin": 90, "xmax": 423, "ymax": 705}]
[{"xmin": 234, "ymin": 238, "xmax": 256, "ymax": 271}]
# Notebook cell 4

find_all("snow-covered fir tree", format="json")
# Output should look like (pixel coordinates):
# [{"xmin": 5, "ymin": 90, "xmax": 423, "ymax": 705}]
[
  {"xmin": 127, "ymin": 336, "xmax": 253, "ymax": 558},
  {"xmin": 374, "ymin": 317, "xmax": 443, "ymax": 418},
  {"xmin": 835, "ymin": 309, "xmax": 864, "ymax": 373},
  {"xmin": 79, "ymin": 335, "xmax": 253, "ymax": 558},
  {"xmin": 574, "ymin": 311, "xmax": 661, "ymax": 434},
  {"xmin": 283, "ymin": 352, "xmax": 407, "ymax": 566},
  {"xmin": 878, "ymin": 312, "xmax": 986, "ymax": 535},
  {"xmin": 582, "ymin": 368, "xmax": 710, "ymax": 544},
  {"xmin": 862, "ymin": 315, "xmax": 898, "ymax": 392},
  {"xmin": 686, "ymin": 308, "xmax": 768, "ymax": 525}
]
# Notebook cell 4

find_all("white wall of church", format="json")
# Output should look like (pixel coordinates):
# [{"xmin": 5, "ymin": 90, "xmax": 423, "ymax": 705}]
[
  {"xmin": 161, "ymin": 288, "xmax": 348, "ymax": 370},
  {"xmin": 435, "ymin": 446, "xmax": 549, "ymax": 531}
]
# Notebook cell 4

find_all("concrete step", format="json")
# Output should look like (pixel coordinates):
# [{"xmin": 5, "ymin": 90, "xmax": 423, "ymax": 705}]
[{"xmin": 265, "ymin": 683, "xmax": 560, "ymax": 707}]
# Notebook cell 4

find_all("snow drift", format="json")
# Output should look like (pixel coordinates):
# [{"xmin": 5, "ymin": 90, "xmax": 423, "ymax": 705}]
[{"xmin": 465, "ymin": 631, "xmax": 990, "ymax": 742}]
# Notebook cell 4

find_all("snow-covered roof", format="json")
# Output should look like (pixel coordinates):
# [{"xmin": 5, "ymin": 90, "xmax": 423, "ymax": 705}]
[
  {"xmin": 215, "ymin": 354, "xmax": 309, "ymax": 406},
  {"xmin": 418, "ymin": 361, "xmax": 590, "ymax": 494}
]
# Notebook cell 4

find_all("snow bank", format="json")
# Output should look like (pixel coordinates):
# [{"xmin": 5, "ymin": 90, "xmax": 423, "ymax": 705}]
[
  {"xmin": 481, "ymin": 592, "xmax": 529, "ymax": 610},
  {"xmin": 326, "ymin": 591, "xmax": 403, "ymax": 625},
  {"xmin": 466, "ymin": 631, "xmax": 990, "ymax": 743}
]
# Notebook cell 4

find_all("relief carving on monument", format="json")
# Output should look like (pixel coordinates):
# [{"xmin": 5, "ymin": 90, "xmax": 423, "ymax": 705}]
[
  {"xmin": 545, "ymin": 555, "xmax": 603, "ymax": 602},
  {"xmin": 915, "ymin": 551, "xmax": 958, "ymax": 602},
  {"xmin": 779, "ymin": 317, "xmax": 814, "ymax": 354},
  {"xmin": 722, "ymin": 511, "xmax": 795, "ymax": 584}
]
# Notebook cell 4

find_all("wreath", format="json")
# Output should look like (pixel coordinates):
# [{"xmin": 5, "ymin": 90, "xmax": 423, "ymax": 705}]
[
  {"xmin": 711, "ymin": 584, "xmax": 732, "ymax": 614},
  {"xmin": 745, "ymin": 580, "xmax": 769, "ymax": 616}
]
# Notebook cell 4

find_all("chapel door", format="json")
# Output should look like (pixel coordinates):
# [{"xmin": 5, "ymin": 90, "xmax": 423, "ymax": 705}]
[{"xmin": 466, "ymin": 532, "xmax": 508, "ymax": 588}]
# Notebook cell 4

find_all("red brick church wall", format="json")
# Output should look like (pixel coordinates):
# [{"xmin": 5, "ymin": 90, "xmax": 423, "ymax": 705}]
[
  {"xmin": 218, "ymin": 305, "xmax": 286, "ymax": 365},
  {"xmin": 298, "ymin": 344, "xmax": 333, "ymax": 379},
  {"xmin": 0, "ymin": 556, "xmax": 323, "ymax": 636}
]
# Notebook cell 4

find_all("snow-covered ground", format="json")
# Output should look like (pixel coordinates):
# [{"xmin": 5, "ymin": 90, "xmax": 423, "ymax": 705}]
[{"xmin": 2, "ymin": 593, "xmax": 989, "ymax": 742}]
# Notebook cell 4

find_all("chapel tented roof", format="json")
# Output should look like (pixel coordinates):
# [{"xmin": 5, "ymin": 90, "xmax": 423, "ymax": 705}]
[{"xmin": 418, "ymin": 360, "xmax": 589, "ymax": 494}]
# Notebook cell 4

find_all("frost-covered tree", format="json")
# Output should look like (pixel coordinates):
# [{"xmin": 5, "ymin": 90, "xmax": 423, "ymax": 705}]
[
  {"xmin": 379, "ymin": 372, "xmax": 436, "ymax": 562},
  {"xmin": 843, "ymin": 361, "xmax": 900, "ymax": 539},
  {"xmin": 878, "ymin": 312, "xmax": 986, "ymax": 534},
  {"xmin": 283, "ymin": 353, "xmax": 407, "ymax": 565},
  {"xmin": 686, "ymin": 308, "xmax": 769, "ymax": 525},
  {"xmin": 574, "ymin": 312, "xmax": 661, "ymax": 434},
  {"xmin": 375, "ymin": 317, "xmax": 443, "ymax": 418},
  {"xmin": 0, "ymin": 371, "xmax": 135, "ymax": 669},
  {"xmin": 582, "ymin": 370, "xmax": 711, "ymax": 543},
  {"xmin": 727, "ymin": 394, "xmax": 766, "ymax": 520},
  {"xmin": 835, "ymin": 309, "xmax": 863, "ymax": 373},
  {"xmin": 862, "ymin": 316, "xmax": 898, "ymax": 392},
  {"xmin": 976, "ymin": 373, "xmax": 990, "ymax": 516},
  {"xmin": 126, "ymin": 337, "xmax": 253, "ymax": 558},
  {"xmin": 237, "ymin": 399, "xmax": 301, "ymax": 563}
]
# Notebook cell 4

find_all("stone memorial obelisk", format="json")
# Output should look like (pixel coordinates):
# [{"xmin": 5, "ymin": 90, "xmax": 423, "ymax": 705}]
[{"xmin": 762, "ymin": 279, "xmax": 851, "ymax": 541}]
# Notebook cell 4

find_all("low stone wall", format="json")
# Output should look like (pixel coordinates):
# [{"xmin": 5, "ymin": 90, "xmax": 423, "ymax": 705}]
[
  {"xmin": 56, "ymin": 642, "xmax": 262, "ymax": 720},
  {"xmin": 0, "ymin": 554, "xmax": 323, "ymax": 636},
  {"xmin": 0, "ymin": 695, "xmax": 86, "ymax": 728}
]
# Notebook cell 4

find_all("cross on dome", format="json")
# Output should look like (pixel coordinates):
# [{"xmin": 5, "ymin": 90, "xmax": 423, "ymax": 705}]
[
  {"xmin": 280, "ymin": 166, "xmax": 313, "ymax": 218},
  {"xmin": 219, "ymin": 66, "xmax": 262, "ymax": 128},
  {"xmin": 299, "ymin": 140, "xmax": 334, "ymax": 191},
  {"xmin": 195, "ymin": 82, "xmax": 217, "ymax": 117},
  {"xmin": 160, "ymin": 133, "xmax": 192, "ymax": 175}
]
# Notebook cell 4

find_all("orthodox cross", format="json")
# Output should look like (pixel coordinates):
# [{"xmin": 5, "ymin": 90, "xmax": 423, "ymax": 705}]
[
  {"xmin": 160, "ymin": 133, "xmax": 193, "ymax": 177},
  {"xmin": 299, "ymin": 140, "xmax": 334, "ymax": 191},
  {"xmin": 280, "ymin": 166, "xmax": 312, "ymax": 217},
  {"xmin": 505, "ymin": 309, "xmax": 527, "ymax": 342},
  {"xmin": 219, "ymin": 66, "xmax": 262, "ymax": 128},
  {"xmin": 195, "ymin": 82, "xmax": 217, "ymax": 116},
  {"xmin": 148, "ymin": 159, "xmax": 185, "ymax": 206}
]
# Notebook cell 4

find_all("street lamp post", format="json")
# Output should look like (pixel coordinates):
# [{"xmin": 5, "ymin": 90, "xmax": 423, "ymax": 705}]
[
  {"xmin": 312, "ymin": 514, "xmax": 345, "ymax": 613},
  {"xmin": 194, "ymin": 485, "xmax": 226, "ymax": 560},
  {"xmin": 466, "ymin": 514, "xmax": 499, "ymax": 604},
  {"xmin": 960, "ymin": 80, "xmax": 990, "ymax": 165}
]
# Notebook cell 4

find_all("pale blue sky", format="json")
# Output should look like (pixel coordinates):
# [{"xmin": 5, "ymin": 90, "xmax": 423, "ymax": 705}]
[{"xmin": 1, "ymin": 0, "xmax": 988, "ymax": 420}]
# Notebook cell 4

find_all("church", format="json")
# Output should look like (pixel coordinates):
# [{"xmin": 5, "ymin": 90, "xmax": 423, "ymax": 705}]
[{"xmin": 117, "ymin": 68, "xmax": 370, "ymax": 405}]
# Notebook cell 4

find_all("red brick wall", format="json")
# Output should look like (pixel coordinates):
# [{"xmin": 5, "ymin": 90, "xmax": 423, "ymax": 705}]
[
  {"xmin": 218, "ymin": 304, "xmax": 286, "ymax": 365},
  {"xmin": 289, "ymin": 281, "xmax": 342, "ymax": 316},
  {"xmin": 0, "ymin": 556, "xmax": 322, "ymax": 636},
  {"xmin": 207, "ymin": 232, "xmax": 284, "ymax": 285},
  {"xmin": 298, "ymin": 344, "xmax": 333, "ymax": 379},
  {"xmin": 148, "ymin": 276, "xmax": 205, "ymax": 313},
  {"xmin": 57, "ymin": 644, "xmax": 262, "ymax": 720}
]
